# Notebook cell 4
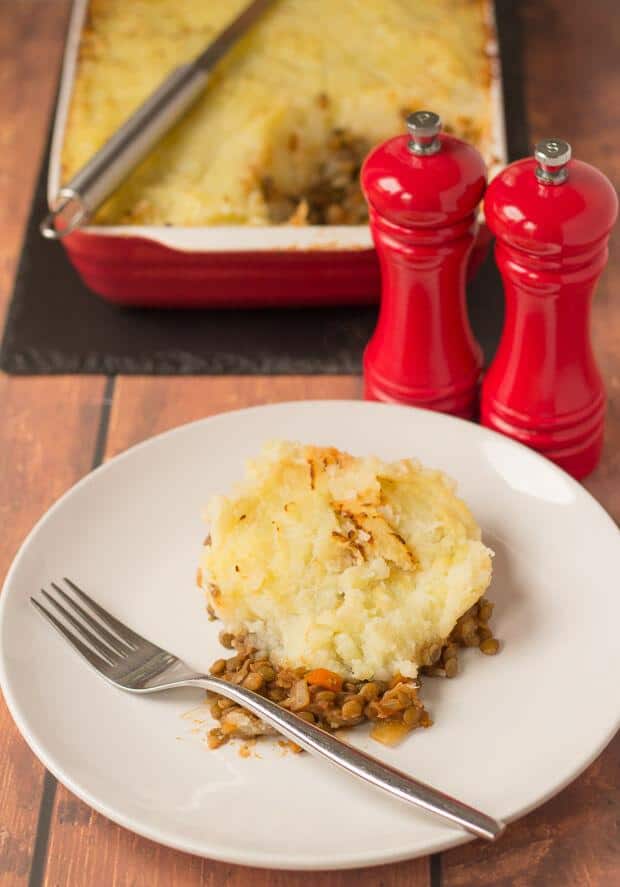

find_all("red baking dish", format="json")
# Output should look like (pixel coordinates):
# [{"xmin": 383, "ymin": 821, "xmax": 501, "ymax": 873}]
[
  {"xmin": 63, "ymin": 231, "xmax": 381, "ymax": 308},
  {"xmin": 49, "ymin": 0, "xmax": 507, "ymax": 309}
]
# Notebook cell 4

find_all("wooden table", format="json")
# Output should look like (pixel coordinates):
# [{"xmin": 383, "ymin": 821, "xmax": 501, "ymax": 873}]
[{"xmin": 1, "ymin": 2, "xmax": 618, "ymax": 884}]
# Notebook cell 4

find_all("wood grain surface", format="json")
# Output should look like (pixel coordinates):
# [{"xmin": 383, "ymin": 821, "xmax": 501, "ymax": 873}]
[
  {"xmin": 0, "ymin": 375, "xmax": 106, "ymax": 885},
  {"xmin": 0, "ymin": 3, "xmax": 102, "ymax": 885},
  {"xmin": 0, "ymin": 0, "xmax": 618, "ymax": 884},
  {"xmin": 0, "ymin": 0, "xmax": 71, "ymax": 319},
  {"xmin": 105, "ymin": 376, "xmax": 362, "ymax": 459}
]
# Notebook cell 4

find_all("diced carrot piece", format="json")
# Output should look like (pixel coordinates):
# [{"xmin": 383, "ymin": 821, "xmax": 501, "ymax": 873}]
[
  {"xmin": 388, "ymin": 672, "xmax": 406, "ymax": 689},
  {"xmin": 305, "ymin": 668, "xmax": 343, "ymax": 692}
]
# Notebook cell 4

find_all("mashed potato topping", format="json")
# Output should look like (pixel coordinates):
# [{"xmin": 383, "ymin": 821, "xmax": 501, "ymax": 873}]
[
  {"xmin": 201, "ymin": 441, "xmax": 492, "ymax": 681},
  {"xmin": 63, "ymin": 0, "xmax": 494, "ymax": 226}
]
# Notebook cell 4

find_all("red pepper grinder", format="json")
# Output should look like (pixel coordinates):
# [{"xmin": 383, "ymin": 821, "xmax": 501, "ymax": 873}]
[
  {"xmin": 481, "ymin": 138, "xmax": 618, "ymax": 479},
  {"xmin": 361, "ymin": 111, "xmax": 487, "ymax": 418}
]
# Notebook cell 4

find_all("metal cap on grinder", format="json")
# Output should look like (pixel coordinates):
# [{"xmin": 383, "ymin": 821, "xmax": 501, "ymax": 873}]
[
  {"xmin": 406, "ymin": 110, "xmax": 442, "ymax": 155},
  {"xmin": 534, "ymin": 138, "xmax": 572, "ymax": 185}
]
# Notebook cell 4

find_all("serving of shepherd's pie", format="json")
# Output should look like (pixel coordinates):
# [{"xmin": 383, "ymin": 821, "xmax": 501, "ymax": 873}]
[{"xmin": 199, "ymin": 441, "xmax": 498, "ymax": 748}]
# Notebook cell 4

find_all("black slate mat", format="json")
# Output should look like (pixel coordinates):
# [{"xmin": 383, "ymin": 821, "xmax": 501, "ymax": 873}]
[{"xmin": 0, "ymin": 0, "xmax": 526, "ymax": 376}]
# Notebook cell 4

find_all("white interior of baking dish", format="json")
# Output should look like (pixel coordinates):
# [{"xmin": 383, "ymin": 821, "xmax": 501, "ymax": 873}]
[{"xmin": 48, "ymin": 0, "xmax": 507, "ymax": 254}]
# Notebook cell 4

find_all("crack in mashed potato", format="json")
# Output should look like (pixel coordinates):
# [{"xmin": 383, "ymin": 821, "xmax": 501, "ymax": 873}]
[{"xmin": 200, "ymin": 441, "xmax": 492, "ymax": 681}]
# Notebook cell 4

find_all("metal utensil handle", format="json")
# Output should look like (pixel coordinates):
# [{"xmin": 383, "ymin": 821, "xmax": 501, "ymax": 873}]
[
  {"xmin": 196, "ymin": 676, "xmax": 505, "ymax": 841},
  {"xmin": 40, "ymin": 62, "xmax": 209, "ymax": 239}
]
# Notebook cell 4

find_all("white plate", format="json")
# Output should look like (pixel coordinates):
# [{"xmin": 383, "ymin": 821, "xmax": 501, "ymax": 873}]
[{"xmin": 1, "ymin": 401, "xmax": 618, "ymax": 870}]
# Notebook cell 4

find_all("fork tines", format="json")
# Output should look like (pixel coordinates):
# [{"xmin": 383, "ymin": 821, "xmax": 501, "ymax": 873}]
[{"xmin": 31, "ymin": 578, "xmax": 142, "ymax": 672}]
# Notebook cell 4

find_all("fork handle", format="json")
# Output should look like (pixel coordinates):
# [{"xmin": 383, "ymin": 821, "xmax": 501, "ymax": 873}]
[{"xmin": 192, "ymin": 676, "xmax": 504, "ymax": 841}]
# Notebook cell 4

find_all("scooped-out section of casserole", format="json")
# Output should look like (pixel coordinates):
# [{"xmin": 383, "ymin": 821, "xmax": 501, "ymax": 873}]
[{"xmin": 62, "ymin": 0, "xmax": 495, "ymax": 226}]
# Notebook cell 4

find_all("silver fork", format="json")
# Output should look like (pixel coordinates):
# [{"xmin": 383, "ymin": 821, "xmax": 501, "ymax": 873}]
[{"xmin": 31, "ymin": 578, "xmax": 504, "ymax": 842}]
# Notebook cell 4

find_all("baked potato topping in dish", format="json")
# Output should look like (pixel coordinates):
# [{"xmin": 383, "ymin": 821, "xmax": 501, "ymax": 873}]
[
  {"xmin": 199, "ymin": 441, "xmax": 497, "ymax": 748},
  {"xmin": 63, "ymin": 0, "xmax": 495, "ymax": 226}
]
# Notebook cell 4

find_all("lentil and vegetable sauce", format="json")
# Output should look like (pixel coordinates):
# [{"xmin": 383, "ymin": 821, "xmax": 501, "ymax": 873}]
[{"xmin": 206, "ymin": 598, "xmax": 499, "ymax": 750}]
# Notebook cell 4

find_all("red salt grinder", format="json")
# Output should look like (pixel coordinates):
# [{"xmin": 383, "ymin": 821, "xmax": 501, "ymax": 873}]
[
  {"xmin": 481, "ymin": 139, "xmax": 618, "ymax": 479},
  {"xmin": 361, "ymin": 111, "xmax": 487, "ymax": 418}
]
